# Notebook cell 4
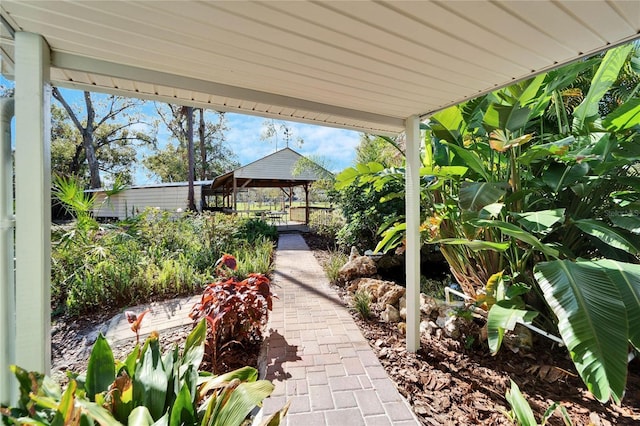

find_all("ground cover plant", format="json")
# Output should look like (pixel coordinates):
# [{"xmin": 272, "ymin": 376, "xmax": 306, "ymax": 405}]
[
  {"xmin": 51, "ymin": 176, "xmax": 276, "ymax": 317},
  {"xmin": 334, "ymin": 41, "xmax": 640, "ymax": 409}
]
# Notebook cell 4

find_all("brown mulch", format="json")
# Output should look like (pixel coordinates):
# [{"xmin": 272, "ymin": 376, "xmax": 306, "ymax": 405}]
[{"xmin": 50, "ymin": 232, "xmax": 640, "ymax": 425}]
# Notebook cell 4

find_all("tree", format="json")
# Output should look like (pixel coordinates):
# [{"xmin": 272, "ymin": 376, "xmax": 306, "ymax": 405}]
[
  {"xmin": 355, "ymin": 134, "xmax": 403, "ymax": 167},
  {"xmin": 144, "ymin": 104, "xmax": 238, "ymax": 182},
  {"xmin": 260, "ymin": 119, "xmax": 304, "ymax": 151},
  {"xmin": 51, "ymin": 88, "xmax": 155, "ymax": 188}
]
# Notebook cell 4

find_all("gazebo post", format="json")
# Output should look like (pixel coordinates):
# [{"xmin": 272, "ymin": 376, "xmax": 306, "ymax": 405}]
[{"xmin": 304, "ymin": 183, "xmax": 310, "ymax": 225}]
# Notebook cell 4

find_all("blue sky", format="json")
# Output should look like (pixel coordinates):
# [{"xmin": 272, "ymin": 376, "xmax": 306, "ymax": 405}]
[{"xmin": 1, "ymin": 76, "xmax": 362, "ymax": 185}]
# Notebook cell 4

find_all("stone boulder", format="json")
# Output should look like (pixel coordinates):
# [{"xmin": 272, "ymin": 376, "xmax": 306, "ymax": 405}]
[
  {"xmin": 338, "ymin": 255, "xmax": 377, "ymax": 284},
  {"xmin": 381, "ymin": 304, "xmax": 400, "ymax": 322},
  {"xmin": 378, "ymin": 284, "xmax": 405, "ymax": 308},
  {"xmin": 347, "ymin": 278, "xmax": 383, "ymax": 302}
]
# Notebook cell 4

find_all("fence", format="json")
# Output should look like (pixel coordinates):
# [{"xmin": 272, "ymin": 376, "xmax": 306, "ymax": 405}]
[{"xmin": 289, "ymin": 206, "xmax": 334, "ymax": 224}]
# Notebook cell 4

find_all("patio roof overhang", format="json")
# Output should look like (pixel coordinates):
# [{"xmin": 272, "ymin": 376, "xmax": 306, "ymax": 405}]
[
  {"xmin": 2, "ymin": 1, "xmax": 639, "ymax": 135},
  {"xmin": 1, "ymin": 0, "xmax": 639, "ymax": 404}
]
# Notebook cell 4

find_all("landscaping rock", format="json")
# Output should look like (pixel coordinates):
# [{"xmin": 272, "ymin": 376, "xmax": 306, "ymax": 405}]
[
  {"xmin": 381, "ymin": 304, "xmax": 400, "ymax": 322},
  {"xmin": 378, "ymin": 284, "xmax": 405, "ymax": 308},
  {"xmin": 347, "ymin": 277, "xmax": 381, "ymax": 301},
  {"xmin": 338, "ymin": 255, "xmax": 377, "ymax": 283},
  {"xmin": 420, "ymin": 293, "xmax": 440, "ymax": 316},
  {"xmin": 349, "ymin": 246, "xmax": 360, "ymax": 262}
]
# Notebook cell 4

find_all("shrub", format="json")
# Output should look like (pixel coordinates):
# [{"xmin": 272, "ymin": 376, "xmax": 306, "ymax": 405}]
[
  {"xmin": 322, "ymin": 250, "xmax": 348, "ymax": 284},
  {"xmin": 235, "ymin": 217, "xmax": 278, "ymax": 244},
  {"xmin": 189, "ymin": 262, "xmax": 276, "ymax": 373},
  {"xmin": 309, "ymin": 209, "xmax": 344, "ymax": 241}
]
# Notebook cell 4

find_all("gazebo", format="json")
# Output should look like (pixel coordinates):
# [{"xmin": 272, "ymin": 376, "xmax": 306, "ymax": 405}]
[
  {"xmin": 205, "ymin": 147, "xmax": 330, "ymax": 224},
  {"xmin": 1, "ymin": 0, "xmax": 639, "ymax": 405}
]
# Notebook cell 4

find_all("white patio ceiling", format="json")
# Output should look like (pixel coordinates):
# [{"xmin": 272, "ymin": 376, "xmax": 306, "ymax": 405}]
[{"xmin": 1, "ymin": 0, "xmax": 639, "ymax": 136}]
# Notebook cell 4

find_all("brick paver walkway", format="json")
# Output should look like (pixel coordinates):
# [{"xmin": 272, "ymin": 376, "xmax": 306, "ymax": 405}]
[
  {"xmin": 102, "ymin": 233, "xmax": 419, "ymax": 425},
  {"xmin": 259, "ymin": 233, "xmax": 418, "ymax": 425}
]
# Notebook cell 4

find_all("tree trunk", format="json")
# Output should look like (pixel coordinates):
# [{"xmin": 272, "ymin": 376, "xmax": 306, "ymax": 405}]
[{"xmin": 83, "ymin": 92, "xmax": 101, "ymax": 188}]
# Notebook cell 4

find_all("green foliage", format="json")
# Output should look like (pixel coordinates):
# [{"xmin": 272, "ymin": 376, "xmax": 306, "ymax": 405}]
[
  {"xmin": 51, "ymin": 193, "xmax": 275, "ymax": 316},
  {"xmin": 1, "ymin": 322, "xmax": 287, "ymax": 426},
  {"xmin": 235, "ymin": 218, "xmax": 278, "ymax": 245},
  {"xmin": 308, "ymin": 209, "xmax": 345, "ymax": 242},
  {"xmin": 143, "ymin": 105, "xmax": 238, "ymax": 182},
  {"xmin": 322, "ymin": 250, "xmax": 349, "ymax": 285},
  {"xmin": 504, "ymin": 379, "xmax": 572, "ymax": 426},
  {"xmin": 331, "ymin": 42, "xmax": 640, "ymax": 403},
  {"xmin": 352, "ymin": 289, "xmax": 372, "ymax": 320},
  {"xmin": 333, "ymin": 168, "xmax": 405, "ymax": 252}
]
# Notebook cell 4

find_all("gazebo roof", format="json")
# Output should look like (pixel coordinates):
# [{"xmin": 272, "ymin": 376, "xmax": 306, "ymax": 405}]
[{"xmin": 208, "ymin": 147, "xmax": 329, "ymax": 193}]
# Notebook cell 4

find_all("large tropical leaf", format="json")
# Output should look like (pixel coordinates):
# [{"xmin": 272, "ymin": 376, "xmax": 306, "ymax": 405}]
[
  {"xmin": 534, "ymin": 260, "xmax": 629, "ymax": 403},
  {"xmin": 591, "ymin": 259, "xmax": 640, "ymax": 351},
  {"xmin": 483, "ymin": 104, "xmax": 531, "ymax": 132},
  {"xmin": 573, "ymin": 44, "xmax": 634, "ymax": 131},
  {"xmin": 442, "ymin": 142, "xmax": 491, "ymax": 181},
  {"xmin": 573, "ymin": 219, "xmax": 640, "ymax": 255},
  {"xmin": 487, "ymin": 301, "xmax": 538, "ymax": 354},
  {"xmin": 433, "ymin": 238, "xmax": 510, "ymax": 252},
  {"xmin": 542, "ymin": 162, "xmax": 589, "ymax": 193},
  {"xmin": 512, "ymin": 209, "xmax": 565, "ymax": 235},
  {"xmin": 459, "ymin": 182, "xmax": 506, "ymax": 211},
  {"xmin": 610, "ymin": 213, "xmax": 640, "ymax": 234},
  {"xmin": 210, "ymin": 381, "xmax": 274, "ymax": 426},
  {"xmin": 429, "ymin": 106, "xmax": 466, "ymax": 144},
  {"xmin": 133, "ymin": 342, "xmax": 168, "ymax": 420},
  {"xmin": 472, "ymin": 220, "xmax": 559, "ymax": 258},
  {"xmin": 85, "ymin": 334, "xmax": 116, "ymax": 401},
  {"xmin": 603, "ymin": 98, "xmax": 640, "ymax": 131}
]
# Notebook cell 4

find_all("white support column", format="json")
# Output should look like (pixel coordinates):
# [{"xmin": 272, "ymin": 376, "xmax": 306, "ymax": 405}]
[
  {"xmin": 405, "ymin": 115, "xmax": 421, "ymax": 352},
  {"xmin": 14, "ymin": 32, "xmax": 52, "ymax": 374},
  {"xmin": 0, "ymin": 98, "xmax": 15, "ymax": 405}
]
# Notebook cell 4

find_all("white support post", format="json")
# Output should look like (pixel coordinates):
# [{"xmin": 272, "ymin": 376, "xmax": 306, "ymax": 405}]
[
  {"xmin": 0, "ymin": 98, "xmax": 15, "ymax": 405},
  {"xmin": 405, "ymin": 115, "xmax": 421, "ymax": 352},
  {"xmin": 14, "ymin": 32, "xmax": 52, "ymax": 374}
]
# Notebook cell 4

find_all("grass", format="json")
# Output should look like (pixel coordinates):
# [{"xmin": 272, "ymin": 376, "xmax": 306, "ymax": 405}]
[
  {"xmin": 322, "ymin": 250, "xmax": 348, "ymax": 284},
  {"xmin": 352, "ymin": 289, "xmax": 372, "ymax": 320}
]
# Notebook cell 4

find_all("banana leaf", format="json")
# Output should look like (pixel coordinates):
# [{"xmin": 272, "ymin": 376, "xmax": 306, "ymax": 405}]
[
  {"xmin": 512, "ymin": 209, "xmax": 565, "ymax": 235},
  {"xmin": 573, "ymin": 219, "xmax": 640, "ymax": 255},
  {"xmin": 573, "ymin": 44, "xmax": 633, "ymax": 131},
  {"xmin": 459, "ymin": 182, "xmax": 506, "ymax": 211},
  {"xmin": 533, "ymin": 259, "xmax": 639, "ymax": 403}
]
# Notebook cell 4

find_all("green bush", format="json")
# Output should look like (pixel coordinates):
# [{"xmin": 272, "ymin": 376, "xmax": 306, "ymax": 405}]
[
  {"xmin": 309, "ymin": 209, "xmax": 344, "ymax": 241},
  {"xmin": 235, "ymin": 217, "xmax": 278, "ymax": 244}
]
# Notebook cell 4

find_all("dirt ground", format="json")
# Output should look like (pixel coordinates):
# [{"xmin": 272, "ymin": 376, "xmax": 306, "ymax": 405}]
[{"xmin": 50, "ymin": 233, "xmax": 640, "ymax": 425}]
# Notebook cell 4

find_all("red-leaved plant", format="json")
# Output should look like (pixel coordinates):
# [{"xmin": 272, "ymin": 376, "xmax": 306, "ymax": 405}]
[{"xmin": 189, "ymin": 254, "xmax": 276, "ymax": 373}]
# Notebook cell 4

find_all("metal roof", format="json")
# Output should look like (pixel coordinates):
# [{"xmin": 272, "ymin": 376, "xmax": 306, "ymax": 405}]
[
  {"xmin": 1, "ymin": 1, "xmax": 639, "ymax": 135},
  {"xmin": 210, "ymin": 147, "xmax": 329, "ymax": 191}
]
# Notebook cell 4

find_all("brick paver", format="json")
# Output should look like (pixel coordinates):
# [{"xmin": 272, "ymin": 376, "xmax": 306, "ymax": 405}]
[
  {"xmin": 259, "ymin": 233, "xmax": 419, "ymax": 425},
  {"xmin": 102, "ymin": 233, "xmax": 419, "ymax": 425}
]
